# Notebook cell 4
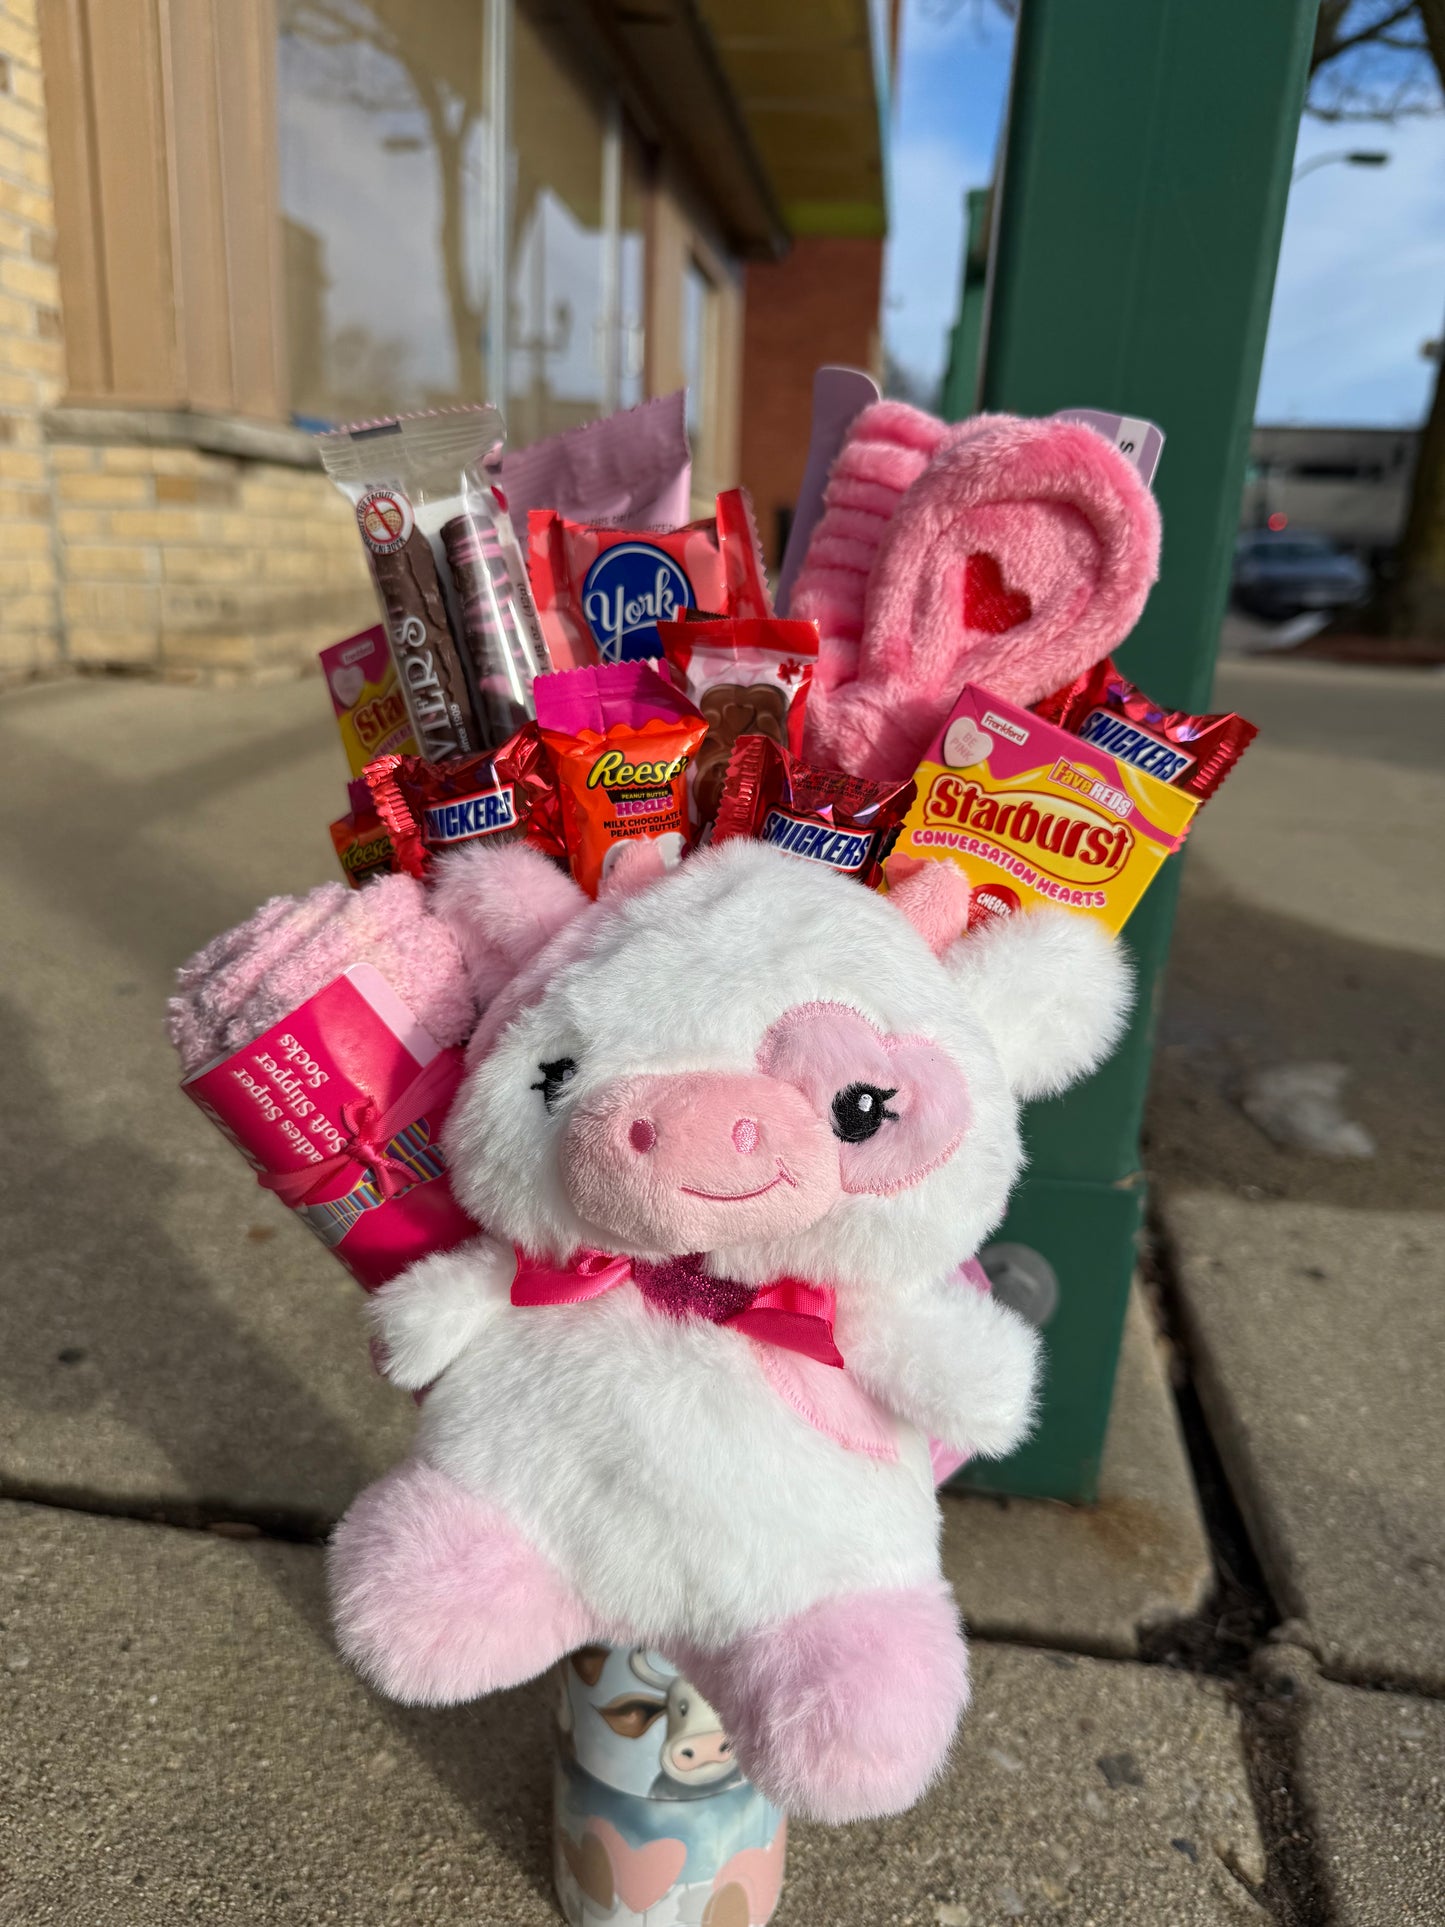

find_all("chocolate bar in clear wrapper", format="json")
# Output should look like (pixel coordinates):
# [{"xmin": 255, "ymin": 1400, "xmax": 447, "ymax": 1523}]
[
  {"xmin": 441, "ymin": 508, "xmax": 544, "ymax": 747},
  {"xmin": 367, "ymin": 511, "xmax": 478, "ymax": 760},
  {"xmin": 319, "ymin": 406, "xmax": 551, "ymax": 761}
]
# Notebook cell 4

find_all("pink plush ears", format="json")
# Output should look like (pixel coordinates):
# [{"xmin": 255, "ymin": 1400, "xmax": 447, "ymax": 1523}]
[
  {"xmin": 429, "ymin": 841, "xmax": 589, "ymax": 1007},
  {"xmin": 798, "ymin": 411, "xmax": 1161, "ymax": 782},
  {"xmin": 597, "ymin": 838, "xmax": 678, "ymax": 901},
  {"xmin": 886, "ymin": 859, "xmax": 972, "ymax": 956}
]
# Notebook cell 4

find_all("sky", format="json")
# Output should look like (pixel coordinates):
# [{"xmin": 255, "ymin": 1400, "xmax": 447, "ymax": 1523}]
[{"xmin": 883, "ymin": 2, "xmax": 1445, "ymax": 427}]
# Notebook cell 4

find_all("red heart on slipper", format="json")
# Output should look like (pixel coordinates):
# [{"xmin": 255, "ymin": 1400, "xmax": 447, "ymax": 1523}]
[{"xmin": 962, "ymin": 552, "xmax": 1031, "ymax": 634}]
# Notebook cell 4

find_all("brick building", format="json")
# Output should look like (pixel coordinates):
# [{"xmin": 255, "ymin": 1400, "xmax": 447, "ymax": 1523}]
[{"xmin": 0, "ymin": 0, "xmax": 887, "ymax": 685}]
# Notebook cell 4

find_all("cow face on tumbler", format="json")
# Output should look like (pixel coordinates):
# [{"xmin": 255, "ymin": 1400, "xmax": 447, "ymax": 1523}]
[{"xmin": 329, "ymin": 838, "xmax": 1132, "ymax": 1826}]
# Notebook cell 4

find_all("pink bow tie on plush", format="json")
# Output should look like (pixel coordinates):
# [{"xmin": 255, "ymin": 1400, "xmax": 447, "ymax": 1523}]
[{"xmin": 511, "ymin": 1247, "xmax": 845, "ymax": 1369}]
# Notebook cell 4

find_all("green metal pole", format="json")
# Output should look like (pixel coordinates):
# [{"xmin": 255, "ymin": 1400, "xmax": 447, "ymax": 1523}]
[
  {"xmin": 940, "ymin": 187, "xmax": 991, "ymax": 419},
  {"xmin": 957, "ymin": 0, "xmax": 1316, "ymax": 1501}
]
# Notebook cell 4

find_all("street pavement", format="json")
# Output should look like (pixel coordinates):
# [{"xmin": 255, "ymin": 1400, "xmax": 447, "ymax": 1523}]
[
  {"xmin": 1151, "ymin": 657, "xmax": 1445, "ymax": 1923},
  {"xmin": 1, "ymin": 1501, "xmax": 1265, "ymax": 1927},
  {"xmin": 1, "ymin": 655, "xmax": 1441, "ymax": 1921}
]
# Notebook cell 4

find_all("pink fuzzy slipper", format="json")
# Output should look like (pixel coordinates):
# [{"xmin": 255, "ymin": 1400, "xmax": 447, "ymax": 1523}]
[{"xmin": 796, "ymin": 411, "xmax": 1161, "ymax": 782}]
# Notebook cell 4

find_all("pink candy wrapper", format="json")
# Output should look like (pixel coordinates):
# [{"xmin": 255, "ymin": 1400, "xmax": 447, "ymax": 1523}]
[
  {"xmin": 502, "ymin": 391, "xmax": 693, "ymax": 531},
  {"xmin": 182, "ymin": 964, "xmax": 477, "ymax": 1290}
]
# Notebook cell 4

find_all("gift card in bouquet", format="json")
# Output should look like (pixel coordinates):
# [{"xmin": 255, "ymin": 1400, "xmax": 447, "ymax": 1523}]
[{"xmin": 182, "ymin": 965, "xmax": 477, "ymax": 1290}]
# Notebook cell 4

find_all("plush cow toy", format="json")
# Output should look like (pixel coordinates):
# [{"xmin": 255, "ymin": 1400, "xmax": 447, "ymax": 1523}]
[
  {"xmin": 323, "ymin": 835, "xmax": 1131, "ymax": 1824},
  {"xmin": 170, "ymin": 405, "xmax": 1154, "ymax": 1828}
]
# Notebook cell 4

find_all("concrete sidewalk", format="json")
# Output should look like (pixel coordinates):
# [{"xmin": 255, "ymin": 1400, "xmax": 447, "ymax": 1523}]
[
  {"xmin": 1150, "ymin": 657, "xmax": 1445, "ymax": 1925},
  {"xmin": 2, "ymin": 659, "xmax": 1442, "ymax": 1923},
  {"xmin": 1, "ymin": 1501, "xmax": 1264, "ymax": 1927}
]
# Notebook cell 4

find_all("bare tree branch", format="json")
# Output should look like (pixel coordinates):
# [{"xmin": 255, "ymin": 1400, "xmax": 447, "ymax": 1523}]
[
  {"xmin": 1312, "ymin": 0, "xmax": 1419, "ymax": 71},
  {"xmin": 1305, "ymin": 0, "xmax": 1442, "ymax": 120}
]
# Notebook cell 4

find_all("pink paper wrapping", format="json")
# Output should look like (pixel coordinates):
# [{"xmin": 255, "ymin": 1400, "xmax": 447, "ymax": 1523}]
[{"xmin": 182, "ymin": 964, "xmax": 478, "ymax": 1290}]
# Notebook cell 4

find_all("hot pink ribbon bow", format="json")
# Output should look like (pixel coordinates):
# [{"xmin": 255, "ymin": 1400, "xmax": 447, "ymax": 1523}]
[
  {"xmin": 511, "ymin": 1247, "xmax": 845, "ymax": 1369},
  {"xmin": 258, "ymin": 1048, "xmax": 465, "ymax": 1209}
]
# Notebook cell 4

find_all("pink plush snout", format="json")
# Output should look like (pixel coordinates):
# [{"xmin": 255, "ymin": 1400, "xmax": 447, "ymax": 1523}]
[{"xmin": 563, "ymin": 1072, "xmax": 842, "ymax": 1253}]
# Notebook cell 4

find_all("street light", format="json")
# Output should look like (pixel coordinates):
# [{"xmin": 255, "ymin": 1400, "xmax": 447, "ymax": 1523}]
[{"xmin": 1292, "ymin": 149, "xmax": 1391, "ymax": 183}]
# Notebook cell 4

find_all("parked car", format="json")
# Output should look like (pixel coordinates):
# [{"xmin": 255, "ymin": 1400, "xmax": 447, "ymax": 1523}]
[{"xmin": 1232, "ymin": 531, "xmax": 1371, "ymax": 621}]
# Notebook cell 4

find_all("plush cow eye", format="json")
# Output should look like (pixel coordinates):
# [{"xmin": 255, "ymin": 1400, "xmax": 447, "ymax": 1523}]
[
  {"xmin": 831, "ymin": 1083, "xmax": 899, "ymax": 1143},
  {"xmin": 597, "ymin": 1694, "xmax": 667, "ymax": 1739},
  {"xmin": 532, "ymin": 1057, "xmax": 577, "ymax": 1113}
]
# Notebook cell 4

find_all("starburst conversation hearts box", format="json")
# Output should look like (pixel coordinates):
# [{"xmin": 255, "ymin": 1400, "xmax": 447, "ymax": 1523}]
[
  {"xmin": 894, "ymin": 685, "xmax": 1198, "ymax": 933},
  {"xmin": 319, "ymin": 623, "xmax": 418, "ymax": 778}
]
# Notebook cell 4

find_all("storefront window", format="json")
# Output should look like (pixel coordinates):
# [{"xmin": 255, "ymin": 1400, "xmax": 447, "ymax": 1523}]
[
  {"xmin": 617, "ymin": 125, "xmax": 648, "ymax": 414},
  {"xmin": 683, "ymin": 253, "xmax": 718, "ymax": 499},
  {"xmin": 278, "ymin": 0, "xmax": 647, "ymax": 443},
  {"xmin": 506, "ymin": 7, "xmax": 646, "ymax": 444},
  {"xmin": 278, "ymin": 0, "xmax": 497, "ymax": 425}
]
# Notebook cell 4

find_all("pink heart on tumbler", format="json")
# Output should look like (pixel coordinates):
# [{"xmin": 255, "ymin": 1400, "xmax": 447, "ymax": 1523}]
[
  {"xmin": 585, "ymin": 1819, "xmax": 687, "ymax": 1913},
  {"xmin": 962, "ymin": 551, "xmax": 1032, "ymax": 634},
  {"xmin": 941, "ymin": 716, "xmax": 993, "ymax": 769},
  {"xmin": 712, "ymin": 1826, "xmax": 789, "ymax": 1921}
]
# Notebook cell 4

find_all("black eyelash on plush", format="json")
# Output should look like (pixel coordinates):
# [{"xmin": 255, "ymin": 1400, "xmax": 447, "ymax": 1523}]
[
  {"xmin": 830, "ymin": 1082, "xmax": 900, "ymax": 1144},
  {"xmin": 532, "ymin": 1058, "xmax": 578, "ymax": 1113}
]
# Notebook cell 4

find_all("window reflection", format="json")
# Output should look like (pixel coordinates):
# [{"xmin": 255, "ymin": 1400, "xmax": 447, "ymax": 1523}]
[
  {"xmin": 507, "ymin": 6, "xmax": 641, "ymax": 444},
  {"xmin": 684, "ymin": 254, "xmax": 717, "ymax": 497},
  {"xmin": 279, "ymin": 0, "xmax": 494, "ymax": 425},
  {"xmin": 617, "ymin": 124, "xmax": 648, "ymax": 413},
  {"xmin": 278, "ymin": 0, "xmax": 647, "ymax": 443}
]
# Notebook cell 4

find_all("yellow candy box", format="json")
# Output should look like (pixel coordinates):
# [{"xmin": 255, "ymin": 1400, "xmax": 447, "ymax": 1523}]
[
  {"xmin": 320, "ymin": 623, "xmax": 418, "ymax": 779},
  {"xmin": 894, "ymin": 684, "xmax": 1197, "ymax": 933}
]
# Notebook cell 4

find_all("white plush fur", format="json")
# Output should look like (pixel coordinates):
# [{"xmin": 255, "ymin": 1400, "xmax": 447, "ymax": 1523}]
[
  {"xmin": 837, "ymin": 1280, "xmax": 1041, "ymax": 1461},
  {"xmin": 397, "ymin": 1254, "xmax": 942, "ymax": 1644},
  {"xmin": 944, "ymin": 908, "xmax": 1133, "ymax": 1100},
  {"xmin": 369, "ymin": 1237, "xmax": 514, "ymax": 1391},
  {"xmin": 372, "ymin": 840, "xmax": 1128, "ymax": 1646},
  {"xmin": 446, "ymin": 842, "xmax": 1032, "ymax": 1278}
]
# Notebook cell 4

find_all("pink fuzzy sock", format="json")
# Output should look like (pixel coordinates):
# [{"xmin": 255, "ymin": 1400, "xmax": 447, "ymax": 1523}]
[
  {"xmin": 796, "ymin": 411, "xmax": 1161, "ymax": 782},
  {"xmin": 168, "ymin": 875, "xmax": 475, "ymax": 1074},
  {"xmin": 790, "ymin": 400, "xmax": 946, "ymax": 706}
]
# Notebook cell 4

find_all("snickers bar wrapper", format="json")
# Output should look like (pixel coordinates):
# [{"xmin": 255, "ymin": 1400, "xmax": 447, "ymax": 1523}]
[
  {"xmin": 895, "ymin": 685, "xmax": 1198, "ymax": 934},
  {"xmin": 181, "ymin": 965, "xmax": 477, "ymax": 1291},
  {"xmin": 553, "ymin": 1646, "xmax": 786, "ymax": 1927}
]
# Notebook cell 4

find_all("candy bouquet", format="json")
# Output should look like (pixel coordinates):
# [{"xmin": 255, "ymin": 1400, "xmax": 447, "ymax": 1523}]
[{"xmin": 170, "ymin": 385, "xmax": 1254, "ymax": 1927}]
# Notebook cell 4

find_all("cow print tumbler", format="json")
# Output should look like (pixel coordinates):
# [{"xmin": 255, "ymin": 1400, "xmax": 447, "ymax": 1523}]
[
  {"xmin": 441, "ymin": 507, "xmax": 546, "ymax": 751},
  {"xmin": 552, "ymin": 1645, "xmax": 786, "ymax": 1927}
]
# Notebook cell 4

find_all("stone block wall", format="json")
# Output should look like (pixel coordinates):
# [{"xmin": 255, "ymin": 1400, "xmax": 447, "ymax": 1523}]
[
  {"xmin": 0, "ymin": 0, "xmax": 63, "ymax": 679},
  {"xmin": 45, "ymin": 439, "xmax": 373, "ymax": 679}
]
